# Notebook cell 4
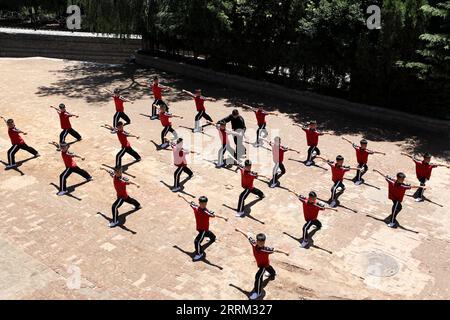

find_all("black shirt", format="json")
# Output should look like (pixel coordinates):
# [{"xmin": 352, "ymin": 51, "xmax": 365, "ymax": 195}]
[{"xmin": 221, "ymin": 114, "xmax": 246, "ymax": 131}]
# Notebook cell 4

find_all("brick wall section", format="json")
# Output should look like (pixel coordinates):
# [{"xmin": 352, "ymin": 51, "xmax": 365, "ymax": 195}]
[
  {"xmin": 0, "ymin": 31, "xmax": 141, "ymax": 64},
  {"xmin": 135, "ymin": 52, "xmax": 450, "ymax": 133}
]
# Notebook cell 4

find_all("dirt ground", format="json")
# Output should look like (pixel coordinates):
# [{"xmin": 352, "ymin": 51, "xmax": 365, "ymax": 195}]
[{"xmin": 0, "ymin": 57, "xmax": 449, "ymax": 300}]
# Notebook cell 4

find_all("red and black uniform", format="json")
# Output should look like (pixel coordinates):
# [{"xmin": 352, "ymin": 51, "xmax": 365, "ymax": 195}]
[
  {"xmin": 413, "ymin": 159, "xmax": 437, "ymax": 199},
  {"xmin": 193, "ymin": 96, "xmax": 213, "ymax": 124},
  {"xmin": 254, "ymin": 110, "xmax": 269, "ymax": 144},
  {"xmin": 58, "ymin": 111, "xmax": 81, "ymax": 143},
  {"xmin": 352, "ymin": 145, "xmax": 374, "ymax": 182},
  {"xmin": 111, "ymin": 173, "xmax": 140, "ymax": 224},
  {"xmin": 270, "ymin": 144, "xmax": 288, "ymax": 185},
  {"xmin": 299, "ymin": 197, "xmax": 325, "ymax": 242},
  {"xmin": 151, "ymin": 83, "xmax": 168, "ymax": 118},
  {"xmin": 59, "ymin": 150, "xmax": 91, "ymax": 192},
  {"xmin": 190, "ymin": 203, "xmax": 216, "ymax": 255},
  {"xmin": 112, "ymin": 95, "xmax": 131, "ymax": 127},
  {"xmin": 173, "ymin": 145, "xmax": 193, "ymax": 189},
  {"xmin": 385, "ymin": 176, "xmax": 412, "ymax": 225},
  {"xmin": 248, "ymin": 236, "xmax": 276, "ymax": 296},
  {"xmin": 327, "ymin": 161, "xmax": 351, "ymax": 202},
  {"xmin": 6, "ymin": 126, "xmax": 38, "ymax": 166},
  {"xmin": 114, "ymin": 129, "xmax": 141, "ymax": 167},
  {"xmin": 217, "ymin": 126, "xmax": 234, "ymax": 167},
  {"xmin": 237, "ymin": 168, "xmax": 264, "ymax": 213},
  {"xmin": 220, "ymin": 114, "xmax": 247, "ymax": 160},
  {"xmin": 302, "ymin": 128, "xmax": 323, "ymax": 163},
  {"xmin": 159, "ymin": 110, "xmax": 177, "ymax": 145}
]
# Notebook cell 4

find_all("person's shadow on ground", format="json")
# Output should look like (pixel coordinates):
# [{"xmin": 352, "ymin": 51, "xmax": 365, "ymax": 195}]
[{"xmin": 172, "ymin": 245, "xmax": 223, "ymax": 270}]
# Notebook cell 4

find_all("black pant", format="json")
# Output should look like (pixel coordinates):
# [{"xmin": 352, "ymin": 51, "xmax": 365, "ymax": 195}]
[
  {"xmin": 59, "ymin": 166, "xmax": 91, "ymax": 191},
  {"xmin": 111, "ymin": 196, "xmax": 141, "ymax": 223},
  {"xmin": 233, "ymin": 129, "xmax": 246, "ymax": 160},
  {"xmin": 194, "ymin": 230, "xmax": 216, "ymax": 255},
  {"xmin": 195, "ymin": 110, "xmax": 213, "ymax": 122},
  {"xmin": 161, "ymin": 125, "xmax": 176, "ymax": 144},
  {"xmin": 302, "ymin": 219, "xmax": 322, "ymax": 241},
  {"xmin": 7, "ymin": 144, "xmax": 38, "ymax": 165},
  {"xmin": 113, "ymin": 111, "xmax": 131, "ymax": 127},
  {"xmin": 416, "ymin": 177, "xmax": 427, "ymax": 198},
  {"xmin": 59, "ymin": 128, "xmax": 82, "ymax": 143},
  {"xmin": 354, "ymin": 163, "xmax": 368, "ymax": 181},
  {"xmin": 115, "ymin": 147, "xmax": 141, "ymax": 167},
  {"xmin": 253, "ymin": 266, "xmax": 276, "ymax": 295},
  {"xmin": 271, "ymin": 162, "xmax": 286, "ymax": 185},
  {"xmin": 386, "ymin": 200, "xmax": 403, "ymax": 224},
  {"xmin": 174, "ymin": 166, "xmax": 193, "ymax": 188},
  {"xmin": 152, "ymin": 99, "xmax": 167, "ymax": 117},
  {"xmin": 218, "ymin": 144, "xmax": 235, "ymax": 165},
  {"xmin": 256, "ymin": 123, "xmax": 267, "ymax": 143},
  {"xmin": 237, "ymin": 187, "xmax": 264, "ymax": 212},
  {"xmin": 307, "ymin": 145, "xmax": 320, "ymax": 162},
  {"xmin": 330, "ymin": 181, "xmax": 345, "ymax": 201}
]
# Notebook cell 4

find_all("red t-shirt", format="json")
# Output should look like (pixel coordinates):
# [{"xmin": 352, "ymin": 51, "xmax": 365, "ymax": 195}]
[
  {"xmin": 116, "ymin": 130, "xmax": 130, "ymax": 148},
  {"xmin": 240, "ymin": 168, "xmax": 256, "ymax": 190},
  {"xmin": 113, "ymin": 95, "xmax": 125, "ymax": 112},
  {"xmin": 172, "ymin": 146, "xmax": 187, "ymax": 167},
  {"xmin": 8, "ymin": 127, "xmax": 25, "ymax": 145},
  {"xmin": 59, "ymin": 111, "xmax": 72, "ymax": 130},
  {"xmin": 191, "ymin": 204, "xmax": 214, "ymax": 231},
  {"xmin": 249, "ymin": 237, "xmax": 274, "ymax": 268},
  {"xmin": 61, "ymin": 151, "xmax": 77, "ymax": 168},
  {"xmin": 302, "ymin": 128, "xmax": 321, "ymax": 146},
  {"xmin": 114, "ymin": 176, "xmax": 129, "ymax": 199},
  {"xmin": 218, "ymin": 128, "xmax": 228, "ymax": 145},
  {"xmin": 328, "ymin": 162, "xmax": 350, "ymax": 182},
  {"xmin": 354, "ymin": 145, "xmax": 372, "ymax": 165},
  {"xmin": 300, "ymin": 198, "xmax": 325, "ymax": 221},
  {"xmin": 386, "ymin": 177, "xmax": 411, "ymax": 202},
  {"xmin": 159, "ymin": 111, "xmax": 172, "ymax": 127},
  {"xmin": 272, "ymin": 144, "xmax": 287, "ymax": 163},
  {"xmin": 255, "ymin": 110, "xmax": 268, "ymax": 126},
  {"xmin": 152, "ymin": 84, "xmax": 163, "ymax": 100},
  {"xmin": 194, "ymin": 96, "xmax": 206, "ymax": 111},
  {"xmin": 414, "ymin": 160, "xmax": 437, "ymax": 180}
]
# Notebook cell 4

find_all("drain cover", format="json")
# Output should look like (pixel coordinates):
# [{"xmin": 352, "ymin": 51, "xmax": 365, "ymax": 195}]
[{"xmin": 364, "ymin": 252, "xmax": 399, "ymax": 277}]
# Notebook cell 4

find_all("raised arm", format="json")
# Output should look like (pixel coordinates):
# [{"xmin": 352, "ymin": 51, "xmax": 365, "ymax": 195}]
[
  {"xmin": 341, "ymin": 137, "xmax": 354, "ymax": 145},
  {"xmin": 400, "ymin": 152, "xmax": 415, "ymax": 160},
  {"xmin": 177, "ymin": 194, "xmax": 194, "ymax": 205},
  {"xmin": 181, "ymin": 89, "xmax": 195, "ymax": 98},
  {"xmin": 235, "ymin": 228, "xmax": 249, "ymax": 238},
  {"xmin": 372, "ymin": 168, "xmax": 386, "ymax": 177},
  {"xmin": 100, "ymin": 167, "xmax": 114, "ymax": 175}
]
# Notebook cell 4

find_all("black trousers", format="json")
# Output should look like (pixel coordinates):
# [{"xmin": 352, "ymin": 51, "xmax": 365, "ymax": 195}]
[
  {"xmin": 194, "ymin": 230, "xmax": 216, "ymax": 255},
  {"xmin": 233, "ymin": 130, "xmax": 246, "ymax": 160},
  {"xmin": 152, "ymin": 99, "xmax": 167, "ymax": 117},
  {"xmin": 256, "ymin": 123, "xmax": 267, "ymax": 143},
  {"xmin": 253, "ymin": 266, "xmax": 276, "ymax": 295},
  {"xmin": 218, "ymin": 143, "xmax": 235, "ymax": 165},
  {"xmin": 330, "ymin": 180, "xmax": 345, "ymax": 201},
  {"xmin": 354, "ymin": 163, "xmax": 368, "ymax": 181},
  {"xmin": 271, "ymin": 162, "xmax": 286, "ymax": 185},
  {"xmin": 111, "ymin": 196, "xmax": 141, "ymax": 223},
  {"xmin": 416, "ymin": 177, "xmax": 427, "ymax": 198},
  {"xmin": 7, "ymin": 143, "xmax": 38, "ymax": 165},
  {"xmin": 113, "ymin": 111, "xmax": 131, "ymax": 127},
  {"xmin": 115, "ymin": 147, "xmax": 141, "ymax": 167},
  {"xmin": 195, "ymin": 110, "xmax": 213, "ymax": 122},
  {"xmin": 161, "ymin": 125, "xmax": 176, "ymax": 144},
  {"xmin": 307, "ymin": 145, "xmax": 320, "ymax": 162},
  {"xmin": 386, "ymin": 200, "xmax": 403, "ymax": 224},
  {"xmin": 237, "ymin": 187, "xmax": 264, "ymax": 212},
  {"xmin": 174, "ymin": 166, "xmax": 193, "ymax": 188},
  {"xmin": 59, "ymin": 128, "xmax": 82, "ymax": 143},
  {"xmin": 59, "ymin": 166, "xmax": 91, "ymax": 191},
  {"xmin": 302, "ymin": 219, "xmax": 322, "ymax": 241}
]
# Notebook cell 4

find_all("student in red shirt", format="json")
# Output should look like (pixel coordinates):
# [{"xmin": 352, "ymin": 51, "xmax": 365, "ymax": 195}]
[
  {"xmin": 239, "ymin": 103, "xmax": 278, "ymax": 147},
  {"xmin": 268, "ymin": 136, "xmax": 300, "ymax": 188},
  {"xmin": 342, "ymin": 137, "xmax": 385, "ymax": 185},
  {"xmin": 50, "ymin": 104, "xmax": 82, "ymax": 143},
  {"xmin": 292, "ymin": 191, "xmax": 337, "ymax": 248},
  {"xmin": 171, "ymin": 138, "xmax": 194, "ymax": 192},
  {"xmin": 149, "ymin": 76, "xmax": 170, "ymax": 120},
  {"xmin": 235, "ymin": 228, "xmax": 289, "ymax": 300},
  {"xmin": 236, "ymin": 160, "xmax": 268, "ymax": 217},
  {"xmin": 101, "ymin": 166, "xmax": 141, "ymax": 228},
  {"xmin": 159, "ymin": 104, "xmax": 182, "ymax": 149},
  {"xmin": 181, "ymin": 89, "xmax": 216, "ymax": 133},
  {"xmin": 102, "ymin": 122, "xmax": 141, "ymax": 167},
  {"xmin": 178, "ymin": 194, "xmax": 228, "ymax": 261},
  {"xmin": 401, "ymin": 152, "xmax": 449, "ymax": 202},
  {"xmin": 50, "ymin": 142, "xmax": 92, "ymax": 196},
  {"xmin": 317, "ymin": 155, "xmax": 358, "ymax": 208},
  {"xmin": 208, "ymin": 120, "xmax": 240, "ymax": 168},
  {"xmin": 296, "ymin": 120, "xmax": 331, "ymax": 166},
  {"xmin": 105, "ymin": 88, "xmax": 133, "ymax": 127},
  {"xmin": 2, "ymin": 117, "xmax": 39, "ymax": 170},
  {"xmin": 373, "ymin": 169, "xmax": 423, "ymax": 228}
]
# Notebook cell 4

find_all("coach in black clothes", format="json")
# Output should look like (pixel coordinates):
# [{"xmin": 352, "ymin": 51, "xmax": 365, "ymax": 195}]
[{"xmin": 221, "ymin": 109, "xmax": 246, "ymax": 161}]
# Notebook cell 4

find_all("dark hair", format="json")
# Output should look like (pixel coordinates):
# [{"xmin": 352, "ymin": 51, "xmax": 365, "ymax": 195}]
[
  {"xmin": 244, "ymin": 159, "xmax": 252, "ymax": 166},
  {"xmin": 177, "ymin": 138, "xmax": 183, "ymax": 143},
  {"xmin": 199, "ymin": 196, "xmax": 208, "ymax": 203},
  {"xmin": 308, "ymin": 191, "xmax": 317, "ymax": 198},
  {"xmin": 336, "ymin": 155, "xmax": 344, "ymax": 161},
  {"xmin": 232, "ymin": 109, "xmax": 239, "ymax": 116},
  {"xmin": 153, "ymin": 76, "xmax": 158, "ymax": 80},
  {"xmin": 59, "ymin": 103, "xmax": 66, "ymax": 109},
  {"xmin": 195, "ymin": 89, "xmax": 201, "ymax": 92},
  {"xmin": 309, "ymin": 120, "xmax": 317, "ymax": 125},
  {"xmin": 117, "ymin": 121, "xmax": 124, "ymax": 126},
  {"xmin": 114, "ymin": 88, "xmax": 120, "ymax": 94},
  {"xmin": 217, "ymin": 120, "xmax": 225, "ymax": 125},
  {"xmin": 256, "ymin": 233, "xmax": 266, "ymax": 241},
  {"xmin": 60, "ymin": 142, "xmax": 68, "ymax": 148},
  {"xmin": 114, "ymin": 166, "xmax": 122, "ymax": 172},
  {"xmin": 397, "ymin": 172, "xmax": 406, "ymax": 179},
  {"xmin": 360, "ymin": 139, "xmax": 368, "ymax": 145},
  {"xmin": 423, "ymin": 153, "xmax": 431, "ymax": 159},
  {"xmin": 6, "ymin": 119, "xmax": 13, "ymax": 124}
]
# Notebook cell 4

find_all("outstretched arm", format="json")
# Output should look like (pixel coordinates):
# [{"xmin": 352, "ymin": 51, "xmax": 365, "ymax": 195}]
[
  {"xmin": 324, "ymin": 207, "xmax": 338, "ymax": 212},
  {"xmin": 372, "ymin": 169, "xmax": 386, "ymax": 177},
  {"xmin": 177, "ymin": 194, "xmax": 194, "ymax": 205},
  {"xmin": 235, "ymin": 228, "xmax": 249, "ymax": 238},
  {"xmin": 72, "ymin": 154, "xmax": 85, "ymax": 161},
  {"xmin": 181, "ymin": 89, "xmax": 195, "ymax": 98},
  {"xmin": 274, "ymin": 249, "xmax": 289, "ymax": 256},
  {"xmin": 101, "ymin": 124, "xmax": 115, "ymax": 131},
  {"xmin": 370, "ymin": 149, "xmax": 386, "ymax": 155},
  {"xmin": 341, "ymin": 137, "xmax": 354, "ymax": 145},
  {"xmin": 400, "ymin": 152, "xmax": 416, "ymax": 160},
  {"xmin": 100, "ymin": 167, "xmax": 114, "ymax": 175}
]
